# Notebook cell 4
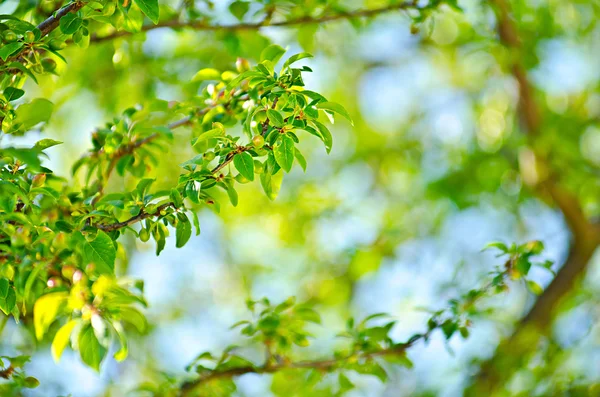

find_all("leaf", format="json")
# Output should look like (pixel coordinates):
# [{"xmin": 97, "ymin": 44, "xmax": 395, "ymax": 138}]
[
  {"xmin": 33, "ymin": 138, "xmax": 62, "ymax": 151},
  {"xmin": 175, "ymin": 213, "xmax": 192, "ymax": 248},
  {"xmin": 266, "ymin": 109, "xmax": 285, "ymax": 127},
  {"xmin": 78, "ymin": 231, "xmax": 117, "ymax": 275},
  {"xmin": 260, "ymin": 44, "xmax": 286, "ymax": 64},
  {"xmin": 4, "ymin": 87, "xmax": 24, "ymax": 101},
  {"xmin": 260, "ymin": 170, "xmax": 283, "ymax": 201},
  {"xmin": 192, "ymin": 128, "xmax": 224, "ymax": 149},
  {"xmin": 233, "ymin": 152, "xmax": 254, "ymax": 181},
  {"xmin": 0, "ymin": 42, "xmax": 23, "ymax": 61},
  {"xmin": 119, "ymin": 307, "xmax": 147, "ymax": 333},
  {"xmin": 527, "ymin": 280, "xmax": 544, "ymax": 295},
  {"xmin": 316, "ymin": 101, "xmax": 353, "ymax": 125},
  {"xmin": 192, "ymin": 68, "xmax": 221, "ymax": 82},
  {"xmin": 483, "ymin": 242, "xmax": 509, "ymax": 253},
  {"xmin": 112, "ymin": 322, "xmax": 128, "ymax": 362},
  {"xmin": 78, "ymin": 323, "xmax": 107, "ymax": 371},
  {"xmin": 59, "ymin": 13, "xmax": 83, "ymax": 34},
  {"xmin": 282, "ymin": 52, "xmax": 313, "ymax": 71},
  {"xmin": 294, "ymin": 148, "xmax": 307, "ymax": 172},
  {"xmin": 274, "ymin": 135, "xmax": 295, "ymax": 173},
  {"xmin": 34, "ymin": 292, "xmax": 68, "ymax": 340},
  {"xmin": 0, "ymin": 279, "xmax": 16, "ymax": 315},
  {"xmin": 310, "ymin": 121, "xmax": 333, "ymax": 153},
  {"xmin": 14, "ymin": 98, "xmax": 54, "ymax": 130},
  {"xmin": 52, "ymin": 320, "xmax": 78, "ymax": 362},
  {"xmin": 229, "ymin": 1, "xmax": 249, "ymax": 21},
  {"xmin": 133, "ymin": 0, "xmax": 159, "ymax": 24},
  {"xmin": 226, "ymin": 183, "xmax": 238, "ymax": 207}
]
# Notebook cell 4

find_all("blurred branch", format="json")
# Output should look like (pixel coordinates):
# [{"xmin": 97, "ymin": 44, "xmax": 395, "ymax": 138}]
[
  {"xmin": 179, "ymin": 260, "xmax": 518, "ymax": 396},
  {"xmin": 466, "ymin": 0, "xmax": 600, "ymax": 393},
  {"xmin": 90, "ymin": 2, "xmax": 422, "ymax": 43}
]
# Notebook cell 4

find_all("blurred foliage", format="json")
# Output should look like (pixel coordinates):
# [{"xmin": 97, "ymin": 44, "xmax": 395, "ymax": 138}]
[{"xmin": 0, "ymin": 0, "xmax": 599, "ymax": 396}]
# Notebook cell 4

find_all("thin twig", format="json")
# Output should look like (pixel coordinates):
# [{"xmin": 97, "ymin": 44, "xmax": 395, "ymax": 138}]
[{"xmin": 90, "ymin": 2, "xmax": 421, "ymax": 43}]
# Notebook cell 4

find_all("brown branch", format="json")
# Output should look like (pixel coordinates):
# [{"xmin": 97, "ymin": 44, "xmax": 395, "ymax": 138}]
[
  {"xmin": 179, "ymin": 335, "xmax": 423, "ymax": 396},
  {"xmin": 466, "ymin": 0, "xmax": 600, "ymax": 394},
  {"xmin": 38, "ymin": 1, "xmax": 86, "ymax": 37},
  {"xmin": 96, "ymin": 202, "xmax": 175, "ymax": 232},
  {"xmin": 90, "ymin": 2, "xmax": 422, "ymax": 43}
]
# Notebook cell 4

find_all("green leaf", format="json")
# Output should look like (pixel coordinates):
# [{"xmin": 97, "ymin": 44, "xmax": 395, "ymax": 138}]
[
  {"xmin": 79, "ymin": 323, "xmax": 107, "ymax": 371},
  {"xmin": 282, "ymin": 52, "xmax": 313, "ymax": 71},
  {"xmin": 260, "ymin": 44, "xmax": 286, "ymax": 64},
  {"xmin": 14, "ymin": 98, "xmax": 54, "ymax": 130},
  {"xmin": 175, "ymin": 213, "xmax": 192, "ymax": 248},
  {"xmin": 52, "ymin": 320, "xmax": 78, "ymax": 362},
  {"xmin": 59, "ymin": 13, "xmax": 83, "ymax": 34},
  {"xmin": 229, "ymin": 1, "xmax": 249, "ymax": 20},
  {"xmin": 192, "ymin": 128, "xmax": 224, "ymax": 149},
  {"xmin": 233, "ymin": 152, "xmax": 254, "ymax": 181},
  {"xmin": 260, "ymin": 170, "xmax": 283, "ymax": 201},
  {"xmin": 226, "ymin": 183, "xmax": 238, "ymax": 207},
  {"xmin": 119, "ymin": 307, "xmax": 147, "ymax": 333},
  {"xmin": 34, "ymin": 292, "xmax": 68, "ymax": 340},
  {"xmin": 133, "ymin": 0, "xmax": 159, "ymax": 24},
  {"xmin": 112, "ymin": 322, "xmax": 129, "ymax": 362},
  {"xmin": 316, "ymin": 101, "xmax": 353, "ymax": 125},
  {"xmin": 0, "ymin": 279, "xmax": 16, "ymax": 315},
  {"xmin": 274, "ymin": 135, "xmax": 295, "ymax": 173},
  {"xmin": 527, "ymin": 280, "xmax": 544, "ymax": 295},
  {"xmin": 305, "ymin": 122, "xmax": 332, "ymax": 153},
  {"xmin": 78, "ymin": 231, "xmax": 117, "ymax": 275},
  {"xmin": 4, "ymin": 87, "xmax": 24, "ymax": 101},
  {"xmin": 33, "ymin": 138, "xmax": 62, "ymax": 151},
  {"xmin": 192, "ymin": 68, "xmax": 221, "ymax": 82},
  {"xmin": 267, "ymin": 109, "xmax": 285, "ymax": 128},
  {"xmin": 0, "ymin": 42, "xmax": 23, "ymax": 61},
  {"xmin": 483, "ymin": 242, "xmax": 509, "ymax": 253},
  {"xmin": 294, "ymin": 148, "xmax": 307, "ymax": 172}
]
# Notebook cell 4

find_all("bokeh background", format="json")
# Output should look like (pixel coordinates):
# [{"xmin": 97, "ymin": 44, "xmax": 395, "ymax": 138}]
[{"xmin": 1, "ymin": 0, "xmax": 599, "ymax": 395}]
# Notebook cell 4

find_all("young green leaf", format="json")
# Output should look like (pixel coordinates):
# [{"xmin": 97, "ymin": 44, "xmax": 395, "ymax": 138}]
[
  {"xmin": 133, "ymin": 0, "xmax": 159, "ymax": 24},
  {"xmin": 260, "ymin": 44, "xmax": 286, "ymax": 64},
  {"xmin": 34, "ymin": 292, "xmax": 68, "ymax": 340},
  {"xmin": 52, "ymin": 320, "xmax": 78, "ymax": 362},
  {"xmin": 78, "ymin": 231, "xmax": 116, "ymax": 275},
  {"xmin": 274, "ymin": 135, "xmax": 295, "ymax": 172},
  {"xmin": 59, "ymin": 13, "xmax": 82, "ymax": 34},
  {"xmin": 267, "ymin": 109, "xmax": 285, "ymax": 128},
  {"xmin": 316, "ymin": 101, "xmax": 353, "ymax": 125},
  {"xmin": 233, "ymin": 151, "xmax": 255, "ymax": 181},
  {"xmin": 260, "ymin": 170, "xmax": 283, "ymax": 201},
  {"xmin": 78, "ymin": 323, "xmax": 107, "ymax": 371},
  {"xmin": 175, "ymin": 213, "xmax": 192, "ymax": 248}
]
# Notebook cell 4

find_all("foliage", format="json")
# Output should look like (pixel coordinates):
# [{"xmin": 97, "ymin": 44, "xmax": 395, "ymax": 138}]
[{"xmin": 0, "ymin": 0, "xmax": 598, "ymax": 395}]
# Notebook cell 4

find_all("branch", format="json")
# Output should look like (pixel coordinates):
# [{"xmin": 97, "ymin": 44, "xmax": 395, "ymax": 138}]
[
  {"xmin": 38, "ymin": 1, "xmax": 86, "ymax": 37},
  {"xmin": 466, "ymin": 0, "xmax": 600, "ymax": 393},
  {"xmin": 179, "ymin": 342, "xmax": 418, "ymax": 396},
  {"xmin": 90, "ymin": 2, "xmax": 421, "ymax": 43},
  {"xmin": 96, "ymin": 202, "xmax": 175, "ymax": 232}
]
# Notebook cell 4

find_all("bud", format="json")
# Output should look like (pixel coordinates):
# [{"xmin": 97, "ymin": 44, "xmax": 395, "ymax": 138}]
[
  {"xmin": 31, "ymin": 173, "xmax": 46, "ymax": 187},
  {"xmin": 203, "ymin": 151, "xmax": 216, "ymax": 161},
  {"xmin": 48, "ymin": 39, "xmax": 67, "ymax": 50},
  {"xmin": 23, "ymin": 377, "xmax": 40, "ymax": 389},
  {"xmin": 212, "ymin": 121, "xmax": 225, "ymax": 133},
  {"xmin": 61, "ymin": 265, "xmax": 76, "ymax": 279},
  {"xmin": 236, "ymin": 57, "xmax": 250, "ymax": 73},
  {"xmin": 47, "ymin": 277, "xmax": 62, "ymax": 288},
  {"xmin": 139, "ymin": 228, "xmax": 150, "ymax": 242},
  {"xmin": 254, "ymin": 160, "xmax": 264, "ymax": 174}
]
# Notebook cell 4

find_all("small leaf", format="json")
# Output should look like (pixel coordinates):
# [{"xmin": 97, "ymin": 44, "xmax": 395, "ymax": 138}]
[
  {"xmin": 260, "ymin": 170, "xmax": 283, "ymax": 201},
  {"xmin": 59, "ymin": 13, "xmax": 82, "ymax": 34},
  {"xmin": 233, "ymin": 151, "xmax": 254, "ymax": 181},
  {"xmin": 192, "ymin": 128, "xmax": 224, "ymax": 149},
  {"xmin": 229, "ymin": 1, "xmax": 250, "ymax": 20},
  {"xmin": 4, "ymin": 87, "xmax": 24, "ymax": 101},
  {"xmin": 175, "ymin": 213, "xmax": 192, "ymax": 248},
  {"xmin": 79, "ymin": 323, "xmax": 107, "ymax": 371},
  {"xmin": 527, "ymin": 280, "xmax": 544, "ymax": 295},
  {"xmin": 266, "ymin": 109, "xmax": 285, "ymax": 128},
  {"xmin": 282, "ymin": 52, "xmax": 313, "ymax": 71},
  {"xmin": 192, "ymin": 68, "xmax": 221, "ymax": 82},
  {"xmin": 14, "ymin": 98, "xmax": 54, "ymax": 130},
  {"xmin": 0, "ymin": 42, "xmax": 23, "ymax": 61},
  {"xmin": 310, "ymin": 121, "xmax": 333, "ymax": 153},
  {"xmin": 316, "ymin": 101, "xmax": 353, "ymax": 125},
  {"xmin": 294, "ymin": 148, "xmax": 307, "ymax": 172},
  {"xmin": 52, "ymin": 320, "xmax": 78, "ymax": 362},
  {"xmin": 260, "ymin": 44, "xmax": 286, "ymax": 64},
  {"xmin": 34, "ymin": 292, "xmax": 68, "ymax": 340},
  {"xmin": 274, "ymin": 135, "xmax": 294, "ymax": 173},
  {"xmin": 133, "ymin": 0, "xmax": 159, "ymax": 24},
  {"xmin": 33, "ymin": 138, "xmax": 62, "ymax": 151},
  {"xmin": 78, "ymin": 231, "xmax": 116, "ymax": 275}
]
